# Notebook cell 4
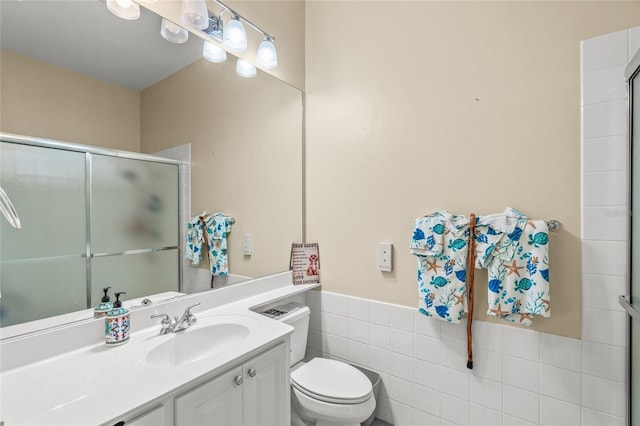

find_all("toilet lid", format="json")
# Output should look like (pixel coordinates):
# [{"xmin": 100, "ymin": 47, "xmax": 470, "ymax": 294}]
[{"xmin": 290, "ymin": 358, "xmax": 373, "ymax": 404}]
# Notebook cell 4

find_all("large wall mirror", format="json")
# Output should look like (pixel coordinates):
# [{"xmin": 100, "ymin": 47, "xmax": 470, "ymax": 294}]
[{"xmin": 0, "ymin": 0, "xmax": 303, "ymax": 335}]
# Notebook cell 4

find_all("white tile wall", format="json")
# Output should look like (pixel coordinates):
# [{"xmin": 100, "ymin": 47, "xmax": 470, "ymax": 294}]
[
  {"xmin": 307, "ymin": 289, "xmax": 617, "ymax": 425},
  {"xmin": 300, "ymin": 26, "xmax": 638, "ymax": 426},
  {"xmin": 580, "ymin": 26, "xmax": 636, "ymax": 426}
]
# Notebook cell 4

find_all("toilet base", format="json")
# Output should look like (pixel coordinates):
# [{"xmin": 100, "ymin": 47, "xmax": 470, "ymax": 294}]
[
  {"xmin": 316, "ymin": 421, "xmax": 360, "ymax": 426},
  {"xmin": 291, "ymin": 409, "xmax": 360, "ymax": 426},
  {"xmin": 291, "ymin": 387, "xmax": 375, "ymax": 426}
]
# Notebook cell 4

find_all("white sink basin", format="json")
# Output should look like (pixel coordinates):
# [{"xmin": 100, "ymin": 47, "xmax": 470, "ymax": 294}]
[{"xmin": 145, "ymin": 321, "xmax": 250, "ymax": 367}]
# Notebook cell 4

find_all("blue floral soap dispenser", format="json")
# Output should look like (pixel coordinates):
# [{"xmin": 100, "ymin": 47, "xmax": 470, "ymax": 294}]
[
  {"xmin": 105, "ymin": 292, "xmax": 130, "ymax": 346},
  {"xmin": 94, "ymin": 286, "xmax": 113, "ymax": 318}
]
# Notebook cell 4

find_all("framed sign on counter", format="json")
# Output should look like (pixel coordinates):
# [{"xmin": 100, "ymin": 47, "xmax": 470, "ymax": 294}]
[{"xmin": 290, "ymin": 243, "xmax": 320, "ymax": 285}]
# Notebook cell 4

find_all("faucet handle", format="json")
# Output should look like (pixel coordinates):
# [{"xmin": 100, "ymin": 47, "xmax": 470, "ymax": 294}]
[
  {"xmin": 184, "ymin": 303, "xmax": 200, "ymax": 326},
  {"xmin": 151, "ymin": 313, "xmax": 171, "ymax": 324},
  {"xmin": 184, "ymin": 303, "xmax": 201, "ymax": 314},
  {"xmin": 182, "ymin": 302, "xmax": 200, "ymax": 327},
  {"xmin": 151, "ymin": 313, "xmax": 174, "ymax": 334}
]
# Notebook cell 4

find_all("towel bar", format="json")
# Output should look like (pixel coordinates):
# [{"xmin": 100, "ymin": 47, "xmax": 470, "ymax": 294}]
[{"xmin": 546, "ymin": 220, "xmax": 560, "ymax": 232}]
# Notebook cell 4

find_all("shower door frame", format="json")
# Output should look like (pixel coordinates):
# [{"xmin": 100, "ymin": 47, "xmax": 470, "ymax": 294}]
[{"xmin": 623, "ymin": 48, "xmax": 640, "ymax": 426}]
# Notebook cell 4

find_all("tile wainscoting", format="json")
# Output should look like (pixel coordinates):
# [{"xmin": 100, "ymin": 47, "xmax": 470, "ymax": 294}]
[{"xmin": 306, "ymin": 290, "xmax": 591, "ymax": 426}]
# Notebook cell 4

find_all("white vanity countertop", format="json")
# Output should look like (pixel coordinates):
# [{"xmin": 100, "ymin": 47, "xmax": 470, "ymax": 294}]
[{"xmin": 0, "ymin": 272, "xmax": 319, "ymax": 426}]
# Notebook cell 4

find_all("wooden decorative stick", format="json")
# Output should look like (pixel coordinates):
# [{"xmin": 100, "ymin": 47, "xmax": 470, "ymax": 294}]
[{"xmin": 466, "ymin": 213, "xmax": 477, "ymax": 370}]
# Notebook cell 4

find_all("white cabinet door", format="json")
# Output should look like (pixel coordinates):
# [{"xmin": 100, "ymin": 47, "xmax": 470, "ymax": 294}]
[
  {"xmin": 174, "ymin": 342, "xmax": 289, "ymax": 426},
  {"xmin": 175, "ymin": 366, "xmax": 243, "ymax": 426},
  {"xmin": 126, "ymin": 405, "xmax": 170, "ymax": 426},
  {"xmin": 242, "ymin": 343, "xmax": 289, "ymax": 426}
]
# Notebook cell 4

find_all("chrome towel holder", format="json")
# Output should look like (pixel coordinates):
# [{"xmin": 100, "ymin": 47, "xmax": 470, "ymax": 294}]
[{"xmin": 547, "ymin": 219, "xmax": 560, "ymax": 232}]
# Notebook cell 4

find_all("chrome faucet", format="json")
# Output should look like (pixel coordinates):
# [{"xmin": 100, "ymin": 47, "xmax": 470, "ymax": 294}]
[{"xmin": 150, "ymin": 303, "xmax": 201, "ymax": 334}]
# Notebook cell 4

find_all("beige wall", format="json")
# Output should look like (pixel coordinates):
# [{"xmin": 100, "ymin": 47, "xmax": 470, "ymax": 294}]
[
  {"xmin": 140, "ymin": 57, "xmax": 303, "ymax": 278},
  {"xmin": 305, "ymin": 1, "xmax": 640, "ymax": 338},
  {"xmin": 0, "ymin": 50, "xmax": 140, "ymax": 151}
]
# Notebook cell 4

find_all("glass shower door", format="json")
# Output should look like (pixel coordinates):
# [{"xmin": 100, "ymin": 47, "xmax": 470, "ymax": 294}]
[
  {"xmin": 0, "ymin": 142, "xmax": 87, "ymax": 326},
  {"xmin": 89, "ymin": 155, "xmax": 179, "ymax": 304}
]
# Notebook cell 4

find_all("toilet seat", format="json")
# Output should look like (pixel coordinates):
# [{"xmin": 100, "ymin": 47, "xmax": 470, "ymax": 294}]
[{"xmin": 290, "ymin": 358, "xmax": 373, "ymax": 404}]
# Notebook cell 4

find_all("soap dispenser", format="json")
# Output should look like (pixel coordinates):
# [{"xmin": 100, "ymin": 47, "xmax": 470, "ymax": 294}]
[
  {"xmin": 94, "ymin": 287, "xmax": 113, "ymax": 318},
  {"xmin": 105, "ymin": 292, "xmax": 130, "ymax": 346}
]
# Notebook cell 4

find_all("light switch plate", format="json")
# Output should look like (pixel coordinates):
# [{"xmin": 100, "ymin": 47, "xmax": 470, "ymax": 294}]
[
  {"xmin": 243, "ymin": 234, "xmax": 253, "ymax": 256},
  {"xmin": 378, "ymin": 242, "xmax": 392, "ymax": 272}
]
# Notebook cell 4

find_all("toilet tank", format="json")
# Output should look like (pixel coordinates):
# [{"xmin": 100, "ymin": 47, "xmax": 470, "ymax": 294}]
[{"xmin": 277, "ymin": 303, "xmax": 310, "ymax": 365}]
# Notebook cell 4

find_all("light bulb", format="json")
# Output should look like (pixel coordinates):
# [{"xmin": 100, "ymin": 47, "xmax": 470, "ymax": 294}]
[
  {"xmin": 161, "ymin": 19, "xmax": 189, "ymax": 44},
  {"xmin": 223, "ymin": 16, "xmax": 247, "ymax": 53},
  {"xmin": 256, "ymin": 37, "xmax": 277, "ymax": 69},
  {"xmin": 180, "ymin": 0, "xmax": 209, "ymax": 30},
  {"xmin": 236, "ymin": 58, "xmax": 256, "ymax": 78},
  {"xmin": 106, "ymin": 0, "xmax": 140, "ymax": 20},
  {"xmin": 203, "ymin": 41, "xmax": 227, "ymax": 63}
]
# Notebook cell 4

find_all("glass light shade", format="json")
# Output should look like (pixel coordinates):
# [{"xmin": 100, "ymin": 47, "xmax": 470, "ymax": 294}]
[
  {"xmin": 160, "ymin": 19, "xmax": 188, "ymax": 44},
  {"xmin": 236, "ymin": 58, "xmax": 256, "ymax": 78},
  {"xmin": 106, "ymin": 0, "xmax": 140, "ymax": 20},
  {"xmin": 256, "ymin": 38, "xmax": 277, "ymax": 69},
  {"xmin": 180, "ymin": 0, "xmax": 209, "ymax": 30},
  {"xmin": 223, "ymin": 17, "xmax": 247, "ymax": 53},
  {"xmin": 203, "ymin": 41, "xmax": 227, "ymax": 63}
]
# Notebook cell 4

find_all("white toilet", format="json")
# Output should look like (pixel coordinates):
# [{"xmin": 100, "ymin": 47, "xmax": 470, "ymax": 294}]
[{"xmin": 277, "ymin": 303, "xmax": 376, "ymax": 426}]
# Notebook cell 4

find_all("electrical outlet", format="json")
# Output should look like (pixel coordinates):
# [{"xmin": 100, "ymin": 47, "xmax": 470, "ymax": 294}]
[{"xmin": 378, "ymin": 242, "xmax": 392, "ymax": 272}]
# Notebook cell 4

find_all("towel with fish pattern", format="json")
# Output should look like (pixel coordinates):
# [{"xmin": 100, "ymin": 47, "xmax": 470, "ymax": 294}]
[
  {"xmin": 410, "ymin": 211, "xmax": 470, "ymax": 323},
  {"xmin": 185, "ymin": 211, "xmax": 207, "ymax": 266},
  {"xmin": 474, "ymin": 208, "xmax": 551, "ymax": 325},
  {"xmin": 184, "ymin": 212, "xmax": 235, "ymax": 276},
  {"xmin": 204, "ymin": 213, "xmax": 235, "ymax": 277}
]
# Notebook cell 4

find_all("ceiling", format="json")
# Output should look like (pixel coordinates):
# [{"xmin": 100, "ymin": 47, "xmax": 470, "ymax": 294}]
[{"xmin": 0, "ymin": 0, "xmax": 204, "ymax": 91}]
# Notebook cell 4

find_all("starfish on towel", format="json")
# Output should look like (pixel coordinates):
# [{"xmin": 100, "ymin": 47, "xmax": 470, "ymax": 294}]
[
  {"xmin": 505, "ymin": 260, "xmax": 524, "ymax": 277},
  {"xmin": 489, "ymin": 304, "xmax": 508, "ymax": 317},
  {"xmin": 426, "ymin": 259, "xmax": 441, "ymax": 273}
]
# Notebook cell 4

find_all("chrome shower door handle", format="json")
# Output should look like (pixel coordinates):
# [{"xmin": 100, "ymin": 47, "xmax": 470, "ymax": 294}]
[
  {"xmin": 0, "ymin": 186, "xmax": 21, "ymax": 229},
  {"xmin": 619, "ymin": 295, "xmax": 640, "ymax": 324}
]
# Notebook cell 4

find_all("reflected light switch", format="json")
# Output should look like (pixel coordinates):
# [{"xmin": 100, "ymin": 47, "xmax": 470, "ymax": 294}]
[{"xmin": 243, "ymin": 234, "xmax": 252, "ymax": 256}]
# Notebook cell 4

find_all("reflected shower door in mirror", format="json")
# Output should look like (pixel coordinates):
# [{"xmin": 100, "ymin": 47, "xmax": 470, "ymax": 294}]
[
  {"xmin": 0, "ymin": 142, "xmax": 87, "ymax": 326},
  {"xmin": 90, "ymin": 154, "xmax": 180, "ymax": 306},
  {"xmin": 0, "ymin": 139, "xmax": 180, "ymax": 328}
]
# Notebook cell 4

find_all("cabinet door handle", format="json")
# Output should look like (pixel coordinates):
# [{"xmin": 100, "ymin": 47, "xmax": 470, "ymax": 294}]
[
  {"xmin": 234, "ymin": 375, "xmax": 244, "ymax": 385},
  {"xmin": 248, "ymin": 368, "xmax": 257, "ymax": 377}
]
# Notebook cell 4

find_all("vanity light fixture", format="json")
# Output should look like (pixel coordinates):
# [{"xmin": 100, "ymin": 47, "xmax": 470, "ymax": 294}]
[
  {"xmin": 211, "ymin": 0, "xmax": 278, "ymax": 71},
  {"xmin": 222, "ymin": 15, "xmax": 247, "ymax": 53},
  {"xmin": 256, "ymin": 36, "xmax": 277, "ymax": 69},
  {"xmin": 160, "ymin": 18, "xmax": 189, "ymax": 44},
  {"xmin": 203, "ymin": 40, "xmax": 227, "ymax": 63},
  {"xmin": 106, "ymin": 0, "xmax": 140, "ymax": 20},
  {"xmin": 236, "ymin": 58, "xmax": 256, "ymax": 78},
  {"xmin": 180, "ymin": 0, "xmax": 209, "ymax": 30}
]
